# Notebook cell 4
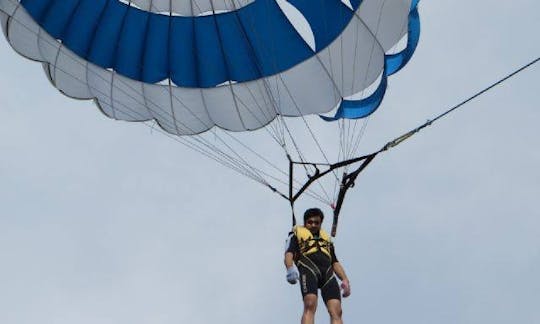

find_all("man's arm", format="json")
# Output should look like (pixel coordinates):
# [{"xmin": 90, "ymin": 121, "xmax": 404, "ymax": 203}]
[
  {"xmin": 284, "ymin": 251, "xmax": 295, "ymax": 269},
  {"xmin": 284, "ymin": 235, "xmax": 299, "ymax": 284},
  {"xmin": 284, "ymin": 233, "xmax": 298, "ymax": 269},
  {"xmin": 332, "ymin": 262, "xmax": 351, "ymax": 297},
  {"xmin": 332, "ymin": 262, "xmax": 348, "ymax": 281}
]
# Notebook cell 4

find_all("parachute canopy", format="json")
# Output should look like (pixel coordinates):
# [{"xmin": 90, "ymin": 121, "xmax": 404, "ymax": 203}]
[{"xmin": 1, "ymin": 0, "xmax": 421, "ymax": 223}]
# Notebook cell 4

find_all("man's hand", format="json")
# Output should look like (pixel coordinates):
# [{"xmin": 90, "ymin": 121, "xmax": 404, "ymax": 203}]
[
  {"xmin": 340, "ymin": 279, "xmax": 351, "ymax": 298},
  {"xmin": 286, "ymin": 266, "xmax": 299, "ymax": 284}
]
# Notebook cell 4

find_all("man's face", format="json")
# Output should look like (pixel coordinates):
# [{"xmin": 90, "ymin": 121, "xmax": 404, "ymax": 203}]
[{"xmin": 305, "ymin": 216, "xmax": 322, "ymax": 234}]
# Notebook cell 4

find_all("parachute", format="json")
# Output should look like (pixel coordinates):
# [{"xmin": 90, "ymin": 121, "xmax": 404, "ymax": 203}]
[{"xmin": 1, "ymin": 0, "xmax": 421, "ymax": 234}]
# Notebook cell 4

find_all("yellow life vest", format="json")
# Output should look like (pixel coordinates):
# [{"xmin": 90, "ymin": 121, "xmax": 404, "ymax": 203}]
[{"xmin": 293, "ymin": 226, "xmax": 333, "ymax": 259}]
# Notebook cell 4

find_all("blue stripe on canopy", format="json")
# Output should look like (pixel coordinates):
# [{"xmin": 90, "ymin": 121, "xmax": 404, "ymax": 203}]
[
  {"xmin": 20, "ymin": 0, "xmax": 361, "ymax": 88},
  {"xmin": 321, "ymin": 2, "xmax": 421, "ymax": 121},
  {"xmin": 320, "ymin": 76, "xmax": 388, "ymax": 121},
  {"xmin": 287, "ymin": 0, "xmax": 355, "ymax": 51}
]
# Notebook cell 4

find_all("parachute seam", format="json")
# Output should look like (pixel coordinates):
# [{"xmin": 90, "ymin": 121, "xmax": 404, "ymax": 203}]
[
  {"xmin": 189, "ymin": 0, "xmax": 217, "ymax": 132},
  {"xmin": 208, "ymin": 1, "xmax": 248, "ymax": 131},
  {"xmin": 139, "ymin": 0, "xmax": 160, "ymax": 123},
  {"xmin": 109, "ymin": 2, "xmax": 137, "ymax": 120},
  {"xmin": 162, "ymin": 1, "xmax": 184, "ymax": 136},
  {"xmin": 83, "ymin": 0, "xmax": 111, "ymax": 108}
]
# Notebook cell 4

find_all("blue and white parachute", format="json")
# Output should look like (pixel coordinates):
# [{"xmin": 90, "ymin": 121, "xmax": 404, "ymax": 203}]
[{"xmin": 0, "ymin": 0, "xmax": 421, "ymax": 206}]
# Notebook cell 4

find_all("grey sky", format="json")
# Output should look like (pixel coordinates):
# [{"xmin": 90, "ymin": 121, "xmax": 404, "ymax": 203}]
[{"xmin": 1, "ymin": 1, "xmax": 540, "ymax": 323}]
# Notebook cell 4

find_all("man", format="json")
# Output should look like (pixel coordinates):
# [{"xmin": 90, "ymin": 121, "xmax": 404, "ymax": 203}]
[{"xmin": 284, "ymin": 208, "xmax": 351, "ymax": 324}]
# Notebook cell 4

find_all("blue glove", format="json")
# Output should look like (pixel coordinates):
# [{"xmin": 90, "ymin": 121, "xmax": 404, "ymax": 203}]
[{"xmin": 286, "ymin": 266, "xmax": 299, "ymax": 284}]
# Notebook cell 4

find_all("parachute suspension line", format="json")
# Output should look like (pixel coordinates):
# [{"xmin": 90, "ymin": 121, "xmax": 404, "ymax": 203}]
[
  {"xmin": 335, "ymin": 122, "xmax": 372, "ymax": 201},
  {"xmin": 335, "ymin": 120, "xmax": 347, "ymax": 200},
  {"xmin": 344, "ymin": 20, "xmax": 367, "ymax": 162},
  {"xmin": 259, "ymin": 77, "xmax": 334, "ymax": 204},
  {"xmin": 220, "ymin": 130, "xmax": 329, "ymax": 203},
  {"xmin": 203, "ymin": 130, "xmax": 271, "ymax": 184},
  {"xmin": 139, "ymin": 53, "xmax": 272, "ymax": 186},
  {"xmin": 242, "ymin": 85, "xmax": 283, "ymax": 144},
  {"xmin": 349, "ymin": 118, "xmax": 370, "ymax": 162},
  {"xmin": 149, "ymin": 90, "xmax": 272, "ymax": 186},
  {"xmin": 154, "ymin": 127, "xmax": 271, "ymax": 185},
  {"xmin": 144, "ymin": 98, "xmax": 271, "ymax": 185},
  {"xmin": 335, "ymin": 7, "xmax": 382, "ymax": 179},
  {"xmin": 277, "ymin": 74, "xmax": 341, "ymax": 186},
  {"xmin": 275, "ymin": 115, "xmax": 287, "ymax": 147},
  {"xmin": 341, "ymin": 3, "xmax": 388, "ymax": 163},
  {"xmin": 126, "ymin": 94, "xmax": 272, "ymax": 185},
  {"xmin": 109, "ymin": 67, "xmax": 274, "ymax": 184}
]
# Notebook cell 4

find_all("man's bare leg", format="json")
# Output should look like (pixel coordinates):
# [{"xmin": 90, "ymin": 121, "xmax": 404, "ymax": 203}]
[
  {"xmin": 326, "ymin": 299, "xmax": 343, "ymax": 324},
  {"xmin": 301, "ymin": 294, "xmax": 318, "ymax": 324}
]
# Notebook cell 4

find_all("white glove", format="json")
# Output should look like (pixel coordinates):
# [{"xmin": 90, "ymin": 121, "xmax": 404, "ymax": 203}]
[{"xmin": 286, "ymin": 266, "xmax": 299, "ymax": 284}]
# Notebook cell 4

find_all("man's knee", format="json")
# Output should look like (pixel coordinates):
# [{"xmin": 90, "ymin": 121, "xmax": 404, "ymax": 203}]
[
  {"xmin": 328, "ymin": 307, "xmax": 342, "ymax": 319},
  {"xmin": 303, "ymin": 294, "xmax": 318, "ymax": 313},
  {"xmin": 327, "ymin": 300, "xmax": 342, "ymax": 319}
]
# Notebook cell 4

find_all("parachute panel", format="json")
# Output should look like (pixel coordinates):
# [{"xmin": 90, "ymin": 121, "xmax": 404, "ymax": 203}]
[
  {"xmin": 359, "ymin": 0, "xmax": 412, "ymax": 52},
  {"xmin": 4, "ymin": 7, "xmax": 42, "ymax": 61},
  {"xmin": 52, "ymin": 47, "xmax": 92, "ymax": 99}
]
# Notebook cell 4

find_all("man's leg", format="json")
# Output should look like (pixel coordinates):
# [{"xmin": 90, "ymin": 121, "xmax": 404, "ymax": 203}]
[
  {"xmin": 321, "ymin": 276, "xmax": 343, "ymax": 324},
  {"xmin": 301, "ymin": 294, "xmax": 318, "ymax": 324},
  {"xmin": 326, "ymin": 299, "xmax": 343, "ymax": 324},
  {"xmin": 298, "ymin": 264, "xmax": 319, "ymax": 324}
]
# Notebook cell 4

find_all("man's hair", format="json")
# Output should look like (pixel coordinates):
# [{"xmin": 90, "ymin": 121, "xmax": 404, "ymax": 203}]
[{"xmin": 303, "ymin": 208, "xmax": 324, "ymax": 222}]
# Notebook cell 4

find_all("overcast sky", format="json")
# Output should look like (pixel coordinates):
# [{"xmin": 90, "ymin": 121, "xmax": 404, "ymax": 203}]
[{"xmin": 1, "ymin": 1, "xmax": 539, "ymax": 323}]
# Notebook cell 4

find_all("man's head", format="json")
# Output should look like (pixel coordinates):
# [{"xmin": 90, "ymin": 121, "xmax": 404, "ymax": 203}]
[{"xmin": 303, "ymin": 208, "xmax": 324, "ymax": 234}]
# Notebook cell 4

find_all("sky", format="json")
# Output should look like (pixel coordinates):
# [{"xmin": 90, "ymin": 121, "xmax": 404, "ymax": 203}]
[{"xmin": 1, "ymin": 1, "xmax": 540, "ymax": 323}]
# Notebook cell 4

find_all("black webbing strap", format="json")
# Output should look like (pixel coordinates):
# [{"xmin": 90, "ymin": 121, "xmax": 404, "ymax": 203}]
[
  {"xmin": 287, "ymin": 152, "xmax": 379, "ymax": 230},
  {"xmin": 331, "ymin": 153, "xmax": 378, "ymax": 237}
]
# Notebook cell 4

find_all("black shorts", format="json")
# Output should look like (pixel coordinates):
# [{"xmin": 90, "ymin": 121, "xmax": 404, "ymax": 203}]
[{"xmin": 297, "ymin": 259, "xmax": 341, "ymax": 303}]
